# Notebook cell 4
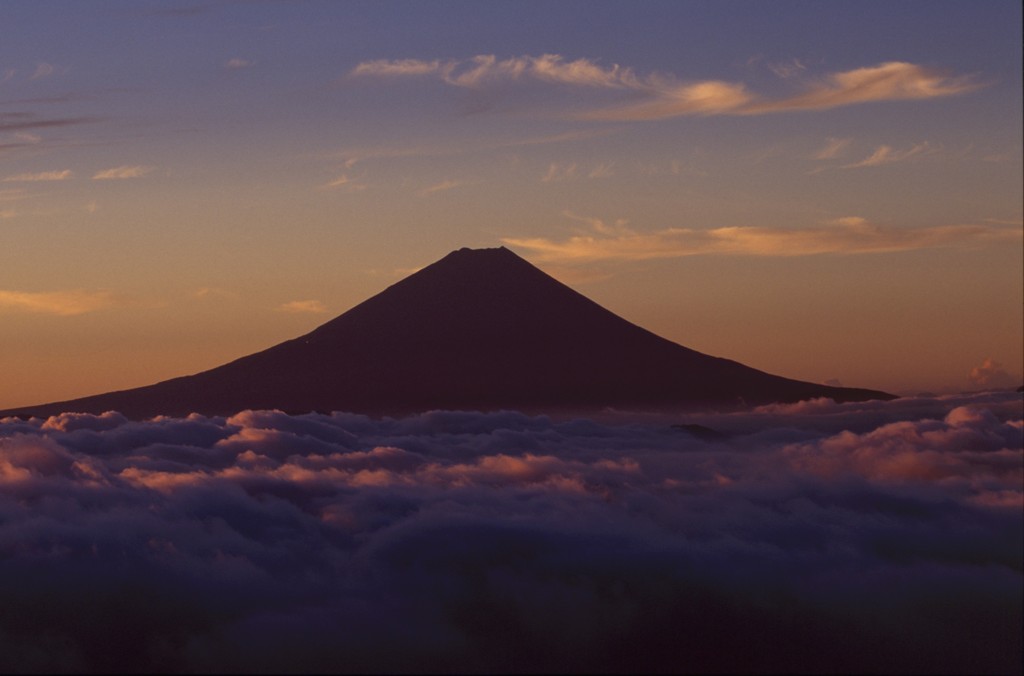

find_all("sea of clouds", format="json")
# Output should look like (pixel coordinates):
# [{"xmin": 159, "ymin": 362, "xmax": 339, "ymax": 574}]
[{"xmin": 1, "ymin": 391, "xmax": 1021, "ymax": 673}]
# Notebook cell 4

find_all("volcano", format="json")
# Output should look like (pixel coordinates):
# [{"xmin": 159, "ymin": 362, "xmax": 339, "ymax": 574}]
[{"xmin": 2, "ymin": 247, "xmax": 893, "ymax": 418}]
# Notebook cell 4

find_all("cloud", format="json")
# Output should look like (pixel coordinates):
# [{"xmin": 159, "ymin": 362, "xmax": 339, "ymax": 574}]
[
  {"xmin": 0, "ymin": 112, "xmax": 95, "ymax": 132},
  {"xmin": 353, "ymin": 55, "xmax": 980, "ymax": 121},
  {"xmin": 0, "ymin": 391, "xmax": 1020, "ymax": 672},
  {"xmin": 813, "ymin": 137, "xmax": 852, "ymax": 160},
  {"xmin": 541, "ymin": 162, "xmax": 577, "ymax": 182},
  {"xmin": 29, "ymin": 62, "xmax": 55, "ymax": 80},
  {"xmin": 503, "ymin": 218, "xmax": 1023, "ymax": 263},
  {"xmin": 225, "ymin": 58, "xmax": 252, "ymax": 69},
  {"xmin": 2, "ymin": 169, "xmax": 72, "ymax": 182},
  {"xmin": 323, "ymin": 173, "xmax": 368, "ymax": 191},
  {"xmin": 969, "ymin": 358, "xmax": 1019, "ymax": 390},
  {"xmin": 417, "ymin": 179, "xmax": 467, "ymax": 197},
  {"xmin": 92, "ymin": 165, "xmax": 154, "ymax": 180},
  {"xmin": 278, "ymin": 299, "xmax": 329, "ymax": 314},
  {"xmin": 842, "ymin": 141, "xmax": 936, "ymax": 168},
  {"xmin": 767, "ymin": 58, "xmax": 807, "ymax": 79},
  {"xmin": 745, "ymin": 61, "xmax": 982, "ymax": 114},
  {"xmin": 0, "ymin": 289, "xmax": 116, "ymax": 316},
  {"xmin": 352, "ymin": 54, "xmax": 643, "ymax": 90}
]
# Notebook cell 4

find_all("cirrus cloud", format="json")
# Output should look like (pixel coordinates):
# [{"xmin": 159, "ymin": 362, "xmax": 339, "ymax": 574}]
[
  {"xmin": 92, "ymin": 165, "xmax": 155, "ymax": 180},
  {"xmin": 2, "ymin": 169, "xmax": 72, "ymax": 182},
  {"xmin": 503, "ymin": 218, "xmax": 1022, "ymax": 263},
  {"xmin": 0, "ymin": 289, "xmax": 117, "ymax": 316},
  {"xmin": 351, "ymin": 55, "xmax": 981, "ymax": 121}
]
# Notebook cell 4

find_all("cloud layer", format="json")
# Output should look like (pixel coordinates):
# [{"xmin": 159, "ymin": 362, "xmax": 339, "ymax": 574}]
[
  {"xmin": 1, "ymin": 391, "xmax": 1020, "ymax": 672},
  {"xmin": 351, "ymin": 55, "xmax": 980, "ymax": 121}
]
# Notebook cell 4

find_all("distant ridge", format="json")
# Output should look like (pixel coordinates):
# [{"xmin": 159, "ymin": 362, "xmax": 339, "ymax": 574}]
[{"xmin": 1, "ymin": 246, "xmax": 894, "ymax": 419}]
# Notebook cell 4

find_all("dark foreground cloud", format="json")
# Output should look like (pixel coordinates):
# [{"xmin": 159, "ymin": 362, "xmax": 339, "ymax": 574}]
[{"xmin": 1, "ymin": 392, "xmax": 1021, "ymax": 673}]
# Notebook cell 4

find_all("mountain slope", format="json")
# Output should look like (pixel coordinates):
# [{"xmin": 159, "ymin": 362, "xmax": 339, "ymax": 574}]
[{"xmin": 1, "ymin": 247, "xmax": 894, "ymax": 418}]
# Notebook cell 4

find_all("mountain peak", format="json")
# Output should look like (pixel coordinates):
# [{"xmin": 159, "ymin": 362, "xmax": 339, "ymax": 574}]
[{"xmin": 0, "ymin": 246, "xmax": 894, "ymax": 418}]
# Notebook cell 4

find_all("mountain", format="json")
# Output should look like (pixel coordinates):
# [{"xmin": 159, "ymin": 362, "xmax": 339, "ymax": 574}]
[{"xmin": 1, "ymin": 247, "xmax": 894, "ymax": 419}]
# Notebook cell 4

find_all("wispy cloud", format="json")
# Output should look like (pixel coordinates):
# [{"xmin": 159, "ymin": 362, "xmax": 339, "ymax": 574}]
[
  {"xmin": 503, "ymin": 218, "xmax": 1022, "ymax": 263},
  {"xmin": 417, "ymin": 179, "xmax": 467, "ymax": 197},
  {"xmin": 0, "ymin": 112, "xmax": 95, "ymax": 132},
  {"xmin": 225, "ymin": 58, "xmax": 252, "ymax": 70},
  {"xmin": 541, "ymin": 163, "xmax": 577, "ymax": 182},
  {"xmin": 92, "ymin": 165, "xmax": 154, "ymax": 180},
  {"xmin": 813, "ymin": 137, "xmax": 852, "ymax": 160},
  {"xmin": 2, "ymin": 169, "xmax": 72, "ymax": 182},
  {"xmin": 352, "ymin": 54, "xmax": 643, "ymax": 89},
  {"xmin": 0, "ymin": 289, "xmax": 116, "ymax": 316},
  {"xmin": 767, "ymin": 58, "xmax": 807, "ymax": 79},
  {"xmin": 353, "ymin": 55, "xmax": 980, "ymax": 121},
  {"xmin": 29, "ymin": 62, "xmax": 55, "ymax": 80},
  {"xmin": 744, "ymin": 62, "xmax": 981, "ymax": 114},
  {"xmin": 278, "ymin": 299, "xmax": 329, "ymax": 314},
  {"xmin": 842, "ymin": 142, "xmax": 936, "ymax": 168},
  {"xmin": 322, "ymin": 173, "xmax": 368, "ymax": 191}
]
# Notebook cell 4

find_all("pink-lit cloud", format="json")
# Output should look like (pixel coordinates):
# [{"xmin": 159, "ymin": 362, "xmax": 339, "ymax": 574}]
[
  {"xmin": 503, "ymin": 219, "xmax": 1022, "ymax": 262},
  {"xmin": 0, "ymin": 289, "xmax": 116, "ymax": 316},
  {"xmin": 92, "ymin": 165, "xmax": 154, "ymax": 180},
  {"xmin": 969, "ymin": 358, "xmax": 1019, "ymax": 389},
  {"xmin": 352, "ymin": 56, "xmax": 980, "ymax": 121},
  {"xmin": 278, "ymin": 299, "xmax": 329, "ymax": 314},
  {"xmin": 842, "ymin": 141, "xmax": 936, "ymax": 168}
]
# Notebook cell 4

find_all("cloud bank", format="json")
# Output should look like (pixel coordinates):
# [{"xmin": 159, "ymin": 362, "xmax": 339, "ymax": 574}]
[
  {"xmin": 351, "ymin": 55, "xmax": 980, "ymax": 121},
  {"xmin": 1, "ymin": 391, "xmax": 1020, "ymax": 672}
]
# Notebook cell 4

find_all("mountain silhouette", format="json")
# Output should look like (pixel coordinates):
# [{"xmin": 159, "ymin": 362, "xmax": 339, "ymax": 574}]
[{"xmin": 2, "ymin": 247, "xmax": 894, "ymax": 419}]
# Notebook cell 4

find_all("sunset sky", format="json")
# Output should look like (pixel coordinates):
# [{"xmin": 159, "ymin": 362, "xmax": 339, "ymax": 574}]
[{"xmin": 2, "ymin": 0, "xmax": 1021, "ymax": 410}]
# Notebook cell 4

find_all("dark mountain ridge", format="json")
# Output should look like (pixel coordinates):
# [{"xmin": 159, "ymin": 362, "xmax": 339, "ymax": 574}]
[{"xmin": 1, "ymin": 247, "xmax": 894, "ymax": 419}]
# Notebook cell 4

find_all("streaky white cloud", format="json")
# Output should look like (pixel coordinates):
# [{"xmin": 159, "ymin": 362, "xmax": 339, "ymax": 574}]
[
  {"xmin": 814, "ymin": 137, "xmax": 852, "ymax": 160},
  {"xmin": 417, "ymin": 179, "xmax": 466, "ymax": 197},
  {"xmin": 0, "ymin": 289, "xmax": 116, "ymax": 316},
  {"xmin": 278, "ymin": 299, "xmax": 329, "ymax": 314},
  {"xmin": 842, "ymin": 141, "xmax": 935, "ymax": 168},
  {"xmin": 587, "ymin": 162, "xmax": 615, "ymax": 179},
  {"xmin": 2, "ymin": 169, "xmax": 72, "ymax": 182},
  {"xmin": 354, "ymin": 55, "xmax": 980, "ymax": 121},
  {"xmin": 323, "ymin": 173, "xmax": 368, "ymax": 191},
  {"xmin": 503, "ymin": 219, "xmax": 1023, "ymax": 262},
  {"xmin": 225, "ymin": 57, "xmax": 252, "ymax": 69},
  {"xmin": 92, "ymin": 165, "xmax": 154, "ymax": 180},
  {"xmin": 541, "ymin": 162, "xmax": 577, "ymax": 182}
]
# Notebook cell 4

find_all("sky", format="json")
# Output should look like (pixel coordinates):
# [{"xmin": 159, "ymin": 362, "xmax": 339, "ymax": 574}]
[{"xmin": 1, "ymin": 0, "xmax": 1022, "ymax": 409}]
